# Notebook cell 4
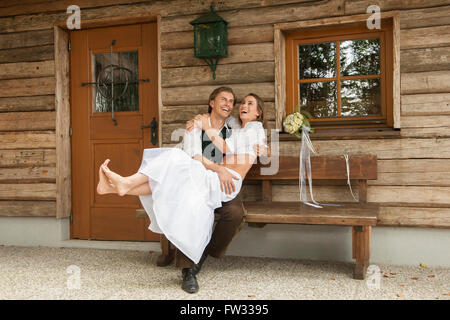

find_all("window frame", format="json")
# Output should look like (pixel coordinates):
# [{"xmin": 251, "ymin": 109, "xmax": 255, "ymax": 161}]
[
  {"xmin": 274, "ymin": 12, "xmax": 400, "ymax": 132},
  {"xmin": 286, "ymin": 22, "xmax": 393, "ymax": 129}
]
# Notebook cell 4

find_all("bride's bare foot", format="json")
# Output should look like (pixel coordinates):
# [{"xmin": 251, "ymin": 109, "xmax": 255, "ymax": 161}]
[
  {"xmin": 102, "ymin": 162, "xmax": 131, "ymax": 196},
  {"xmin": 96, "ymin": 160, "xmax": 115, "ymax": 194}
]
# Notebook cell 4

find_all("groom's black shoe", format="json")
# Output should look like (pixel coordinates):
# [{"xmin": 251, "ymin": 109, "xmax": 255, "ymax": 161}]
[
  {"xmin": 181, "ymin": 268, "xmax": 199, "ymax": 294},
  {"xmin": 193, "ymin": 253, "xmax": 208, "ymax": 276}
]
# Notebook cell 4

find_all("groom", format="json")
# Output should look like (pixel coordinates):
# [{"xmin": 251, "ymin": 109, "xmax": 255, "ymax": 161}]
[{"xmin": 178, "ymin": 86, "xmax": 248, "ymax": 294}]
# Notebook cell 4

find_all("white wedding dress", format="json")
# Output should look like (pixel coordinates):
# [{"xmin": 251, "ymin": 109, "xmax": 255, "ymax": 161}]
[{"xmin": 138, "ymin": 121, "xmax": 265, "ymax": 263}]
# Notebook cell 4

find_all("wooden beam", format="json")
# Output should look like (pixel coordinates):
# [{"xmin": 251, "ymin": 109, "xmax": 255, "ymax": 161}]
[
  {"xmin": 0, "ymin": 132, "xmax": 55, "ymax": 149},
  {"xmin": 0, "ymin": 77, "xmax": 55, "ymax": 98},
  {"xmin": 157, "ymin": 234, "xmax": 175, "ymax": 267},
  {"xmin": 352, "ymin": 226, "xmax": 371, "ymax": 280},
  {"xmin": 0, "ymin": 200, "xmax": 56, "ymax": 217},
  {"xmin": 0, "ymin": 95, "xmax": 55, "ymax": 112},
  {"xmin": 279, "ymin": 137, "xmax": 450, "ymax": 159},
  {"xmin": 262, "ymin": 181, "xmax": 272, "ymax": 202},
  {"xmin": 344, "ymin": 0, "xmax": 450, "ymax": 15},
  {"xmin": 0, "ymin": 29, "xmax": 53, "ymax": 50},
  {"xmin": 393, "ymin": 12, "xmax": 401, "ymax": 129},
  {"xmin": 0, "ymin": 0, "xmax": 151, "ymax": 17},
  {"xmin": 161, "ymin": 24, "xmax": 274, "ymax": 50},
  {"xmin": 379, "ymin": 205, "xmax": 450, "ymax": 228},
  {"xmin": 0, "ymin": 183, "xmax": 56, "ymax": 200},
  {"xmin": 0, "ymin": 111, "xmax": 55, "ymax": 131},
  {"xmin": 401, "ymin": 25, "xmax": 450, "ymax": 50},
  {"xmin": 274, "ymin": 10, "xmax": 399, "ymax": 31},
  {"xmin": 161, "ymin": 102, "xmax": 276, "ymax": 123},
  {"xmin": 0, "ymin": 166, "xmax": 55, "ymax": 183},
  {"xmin": 0, "ymin": 149, "xmax": 56, "ymax": 167},
  {"xmin": 369, "ymin": 185, "xmax": 450, "ymax": 205},
  {"xmin": 0, "ymin": 61, "xmax": 54, "ymax": 80},
  {"xmin": 161, "ymin": 0, "xmax": 345, "ymax": 33},
  {"xmin": 400, "ymin": 5, "xmax": 450, "ymax": 29},
  {"xmin": 247, "ymin": 155, "xmax": 378, "ymax": 180},
  {"xmin": 161, "ymin": 62, "xmax": 274, "ymax": 88},
  {"xmin": 401, "ymin": 71, "xmax": 450, "ymax": 95},
  {"xmin": 274, "ymin": 27, "xmax": 286, "ymax": 131},
  {"xmin": 401, "ymin": 93, "xmax": 450, "ymax": 116},
  {"xmin": 162, "ymin": 82, "xmax": 274, "ymax": 106},
  {"xmin": 54, "ymin": 25, "xmax": 71, "ymax": 219},
  {"xmin": 161, "ymin": 43, "xmax": 274, "ymax": 68},
  {"xmin": 401, "ymin": 47, "xmax": 450, "ymax": 73},
  {"xmin": 0, "ymin": 45, "xmax": 54, "ymax": 64}
]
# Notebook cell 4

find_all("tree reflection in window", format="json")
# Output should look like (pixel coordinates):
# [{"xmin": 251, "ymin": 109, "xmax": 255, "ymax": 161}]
[
  {"xmin": 298, "ymin": 38, "xmax": 381, "ymax": 120},
  {"xmin": 340, "ymin": 39, "xmax": 380, "ymax": 76}
]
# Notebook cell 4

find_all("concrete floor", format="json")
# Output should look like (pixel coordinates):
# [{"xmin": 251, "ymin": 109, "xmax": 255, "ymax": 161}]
[{"xmin": 0, "ymin": 245, "xmax": 448, "ymax": 300}]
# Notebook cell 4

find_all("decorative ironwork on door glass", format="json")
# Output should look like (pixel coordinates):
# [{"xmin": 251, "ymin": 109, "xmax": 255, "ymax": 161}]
[{"xmin": 92, "ymin": 50, "xmax": 139, "ymax": 113}]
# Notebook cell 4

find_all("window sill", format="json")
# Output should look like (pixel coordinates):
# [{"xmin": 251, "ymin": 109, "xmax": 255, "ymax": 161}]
[{"xmin": 279, "ymin": 127, "xmax": 401, "ymax": 141}]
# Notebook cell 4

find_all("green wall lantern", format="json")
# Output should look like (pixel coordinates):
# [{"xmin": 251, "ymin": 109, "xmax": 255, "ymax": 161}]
[{"xmin": 190, "ymin": 4, "xmax": 228, "ymax": 80}]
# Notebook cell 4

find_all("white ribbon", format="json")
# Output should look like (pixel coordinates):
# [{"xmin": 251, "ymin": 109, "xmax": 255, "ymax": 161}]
[
  {"xmin": 299, "ymin": 126, "xmax": 321, "ymax": 207},
  {"xmin": 299, "ymin": 127, "xmax": 341, "ymax": 208},
  {"xmin": 344, "ymin": 154, "xmax": 359, "ymax": 202},
  {"xmin": 299, "ymin": 127, "xmax": 360, "ymax": 207}
]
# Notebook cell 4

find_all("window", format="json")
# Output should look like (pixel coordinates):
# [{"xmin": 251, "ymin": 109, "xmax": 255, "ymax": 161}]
[{"xmin": 285, "ymin": 21, "xmax": 394, "ymax": 129}]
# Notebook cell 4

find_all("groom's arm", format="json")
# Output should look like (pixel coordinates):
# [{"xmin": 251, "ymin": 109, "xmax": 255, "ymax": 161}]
[{"xmin": 192, "ymin": 155, "xmax": 238, "ymax": 194}]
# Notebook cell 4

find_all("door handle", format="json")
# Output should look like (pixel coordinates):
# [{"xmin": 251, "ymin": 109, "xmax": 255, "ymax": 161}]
[{"xmin": 141, "ymin": 117, "xmax": 158, "ymax": 146}]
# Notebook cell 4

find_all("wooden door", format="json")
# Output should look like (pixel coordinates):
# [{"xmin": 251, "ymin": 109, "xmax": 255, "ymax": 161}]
[{"xmin": 70, "ymin": 23, "xmax": 159, "ymax": 241}]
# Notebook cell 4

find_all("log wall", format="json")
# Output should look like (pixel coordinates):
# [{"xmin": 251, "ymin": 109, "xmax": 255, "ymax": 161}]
[{"xmin": 0, "ymin": 0, "xmax": 449, "ymax": 228}]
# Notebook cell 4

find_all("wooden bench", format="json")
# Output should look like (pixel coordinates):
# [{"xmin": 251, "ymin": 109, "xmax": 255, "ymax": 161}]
[{"xmin": 136, "ymin": 154, "xmax": 379, "ymax": 280}]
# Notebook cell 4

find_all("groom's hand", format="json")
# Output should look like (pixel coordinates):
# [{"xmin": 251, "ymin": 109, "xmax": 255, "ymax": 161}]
[{"xmin": 218, "ymin": 167, "xmax": 239, "ymax": 195}]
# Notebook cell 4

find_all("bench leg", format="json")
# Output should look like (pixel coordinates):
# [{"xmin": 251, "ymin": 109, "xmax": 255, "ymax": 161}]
[
  {"xmin": 156, "ymin": 234, "xmax": 175, "ymax": 267},
  {"xmin": 352, "ymin": 226, "xmax": 371, "ymax": 280}
]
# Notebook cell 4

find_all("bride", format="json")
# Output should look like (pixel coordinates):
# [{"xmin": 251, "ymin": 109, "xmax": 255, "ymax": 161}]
[{"xmin": 97, "ymin": 93, "xmax": 266, "ymax": 264}]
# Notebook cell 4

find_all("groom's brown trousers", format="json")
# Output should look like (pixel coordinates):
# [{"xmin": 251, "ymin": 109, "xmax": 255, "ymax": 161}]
[{"xmin": 175, "ymin": 194, "xmax": 246, "ymax": 268}]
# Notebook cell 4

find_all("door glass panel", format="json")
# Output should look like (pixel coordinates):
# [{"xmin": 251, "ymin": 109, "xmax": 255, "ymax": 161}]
[
  {"xmin": 340, "ymin": 38, "xmax": 380, "ymax": 76},
  {"xmin": 298, "ymin": 41, "xmax": 336, "ymax": 79},
  {"xmin": 341, "ymin": 78, "xmax": 381, "ymax": 117},
  {"xmin": 299, "ymin": 81, "xmax": 337, "ymax": 118},
  {"xmin": 92, "ymin": 50, "xmax": 139, "ymax": 113}
]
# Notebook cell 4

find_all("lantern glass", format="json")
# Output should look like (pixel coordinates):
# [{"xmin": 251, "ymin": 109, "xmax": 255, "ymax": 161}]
[{"xmin": 194, "ymin": 22, "xmax": 227, "ymax": 58}]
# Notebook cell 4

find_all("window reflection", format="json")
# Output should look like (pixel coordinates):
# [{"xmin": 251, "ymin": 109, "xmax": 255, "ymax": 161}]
[
  {"xmin": 340, "ymin": 38, "xmax": 380, "ymax": 76},
  {"xmin": 92, "ymin": 51, "xmax": 139, "ymax": 113},
  {"xmin": 341, "ymin": 79, "xmax": 381, "ymax": 117},
  {"xmin": 300, "ymin": 81, "xmax": 337, "ymax": 118},
  {"xmin": 298, "ymin": 42, "xmax": 336, "ymax": 79}
]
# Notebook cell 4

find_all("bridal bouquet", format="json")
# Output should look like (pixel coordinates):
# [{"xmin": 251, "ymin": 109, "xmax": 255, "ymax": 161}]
[{"xmin": 283, "ymin": 104, "xmax": 314, "ymax": 138}]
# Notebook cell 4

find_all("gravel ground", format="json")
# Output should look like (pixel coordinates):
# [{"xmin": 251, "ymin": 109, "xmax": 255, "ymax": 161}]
[{"xmin": 0, "ymin": 245, "xmax": 448, "ymax": 300}]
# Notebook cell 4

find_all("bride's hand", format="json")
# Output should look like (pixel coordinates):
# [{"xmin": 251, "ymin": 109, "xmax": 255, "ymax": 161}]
[
  {"xmin": 217, "ymin": 167, "xmax": 239, "ymax": 195},
  {"xmin": 186, "ymin": 119, "xmax": 195, "ymax": 132},
  {"xmin": 254, "ymin": 144, "xmax": 270, "ymax": 157},
  {"xmin": 186, "ymin": 113, "xmax": 210, "ymax": 132},
  {"xmin": 194, "ymin": 114, "xmax": 210, "ymax": 130}
]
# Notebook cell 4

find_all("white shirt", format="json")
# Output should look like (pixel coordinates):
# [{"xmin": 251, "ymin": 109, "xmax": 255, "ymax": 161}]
[
  {"xmin": 225, "ymin": 121, "xmax": 266, "ymax": 157},
  {"xmin": 182, "ymin": 116, "xmax": 240, "ymax": 157}
]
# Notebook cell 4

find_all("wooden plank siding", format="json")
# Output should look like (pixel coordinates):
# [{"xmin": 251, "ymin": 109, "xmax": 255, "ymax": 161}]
[{"xmin": 0, "ymin": 0, "xmax": 449, "ymax": 228}]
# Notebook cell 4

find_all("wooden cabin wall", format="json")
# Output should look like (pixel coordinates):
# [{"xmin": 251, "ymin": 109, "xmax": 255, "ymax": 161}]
[{"xmin": 0, "ymin": 0, "xmax": 449, "ymax": 228}]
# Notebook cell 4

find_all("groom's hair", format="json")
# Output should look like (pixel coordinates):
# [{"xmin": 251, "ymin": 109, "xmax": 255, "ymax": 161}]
[{"xmin": 208, "ymin": 86, "xmax": 236, "ymax": 113}]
